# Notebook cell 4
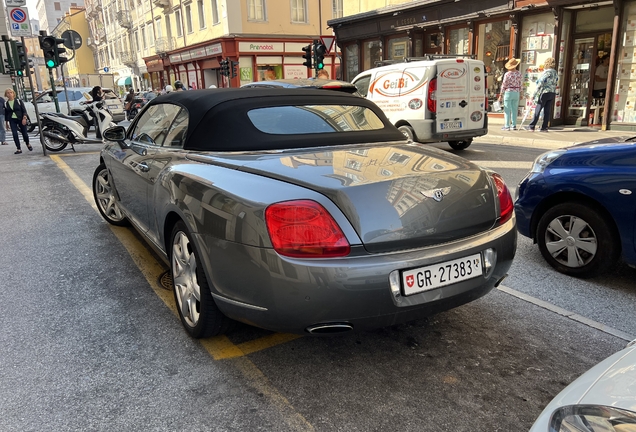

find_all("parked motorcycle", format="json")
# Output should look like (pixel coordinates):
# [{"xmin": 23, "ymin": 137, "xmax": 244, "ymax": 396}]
[{"xmin": 40, "ymin": 101, "xmax": 116, "ymax": 152}]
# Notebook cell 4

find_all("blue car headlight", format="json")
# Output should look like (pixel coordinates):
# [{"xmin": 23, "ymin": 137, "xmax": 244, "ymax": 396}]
[{"xmin": 531, "ymin": 150, "xmax": 566, "ymax": 174}]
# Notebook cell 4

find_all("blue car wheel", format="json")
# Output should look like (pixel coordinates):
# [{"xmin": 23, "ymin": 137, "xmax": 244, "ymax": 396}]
[{"xmin": 536, "ymin": 202, "xmax": 620, "ymax": 278}]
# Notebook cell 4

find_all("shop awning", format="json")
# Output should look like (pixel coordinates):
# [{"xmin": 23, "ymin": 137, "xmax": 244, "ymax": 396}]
[{"xmin": 117, "ymin": 76, "xmax": 132, "ymax": 86}]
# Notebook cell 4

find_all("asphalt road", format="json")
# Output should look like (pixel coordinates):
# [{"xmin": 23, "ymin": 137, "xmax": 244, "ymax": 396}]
[{"xmin": 0, "ymin": 139, "xmax": 633, "ymax": 432}]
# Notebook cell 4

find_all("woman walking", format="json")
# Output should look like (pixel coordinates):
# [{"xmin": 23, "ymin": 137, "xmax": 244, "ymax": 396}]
[
  {"xmin": 526, "ymin": 57, "xmax": 558, "ymax": 132},
  {"xmin": 498, "ymin": 58, "xmax": 522, "ymax": 131},
  {"xmin": 0, "ymin": 92, "xmax": 7, "ymax": 146},
  {"xmin": 4, "ymin": 88, "xmax": 31, "ymax": 154}
]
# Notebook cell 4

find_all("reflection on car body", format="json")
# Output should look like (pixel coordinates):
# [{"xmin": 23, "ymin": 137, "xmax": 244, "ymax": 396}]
[{"xmin": 92, "ymin": 88, "xmax": 516, "ymax": 338}]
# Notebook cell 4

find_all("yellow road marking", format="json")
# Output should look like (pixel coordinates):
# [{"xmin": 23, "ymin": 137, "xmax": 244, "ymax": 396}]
[{"xmin": 51, "ymin": 154, "xmax": 314, "ymax": 431}]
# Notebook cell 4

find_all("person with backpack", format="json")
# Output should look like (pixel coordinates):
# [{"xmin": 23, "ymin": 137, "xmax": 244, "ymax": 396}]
[{"xmin": 4, "ymin": 88, "xmax": 31, "ymax": 154}]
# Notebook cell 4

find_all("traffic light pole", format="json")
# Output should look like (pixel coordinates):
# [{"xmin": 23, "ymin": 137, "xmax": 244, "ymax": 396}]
[
  {"xmin": 21, "ymin": 36, "xmax": 46, "ymax": 155},
  {"xmin": 49, "ymin": 69, "xmax": 60, "ymax": 113}
]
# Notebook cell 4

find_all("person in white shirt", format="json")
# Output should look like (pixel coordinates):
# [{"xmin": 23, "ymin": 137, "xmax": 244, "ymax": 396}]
[{"xmin": 593, "ymin": 56, "xmax": 609, "ymax": 98}]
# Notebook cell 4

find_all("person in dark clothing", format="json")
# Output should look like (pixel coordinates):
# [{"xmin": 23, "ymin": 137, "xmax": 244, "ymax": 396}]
[
  {"xmin": 124, "ymin": 88, "xmax": 135, "ymax": 120},
  {"xmin": 88, "ymin": 86, "xmax": 105, "ymax": 138},
  {"xmin": 4, "ymin": 88, "xmax": 31, "ymax": 154}
]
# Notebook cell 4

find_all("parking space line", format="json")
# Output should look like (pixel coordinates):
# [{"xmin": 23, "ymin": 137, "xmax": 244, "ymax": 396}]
[
  {"xmin": 498, "ymin": 285, "xmax": 636, "ymax": 342},
  {"xmin": 51, "ymin": 153, "xmax": 315, "ymax": 431}
]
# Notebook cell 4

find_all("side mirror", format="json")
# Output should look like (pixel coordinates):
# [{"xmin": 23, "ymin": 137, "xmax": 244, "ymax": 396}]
[{"xmin": 103, "ymin": 126, "xmax": 127, "ymax": 143}]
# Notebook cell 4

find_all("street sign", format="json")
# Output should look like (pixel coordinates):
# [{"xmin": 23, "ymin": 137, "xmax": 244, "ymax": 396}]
[
  {"xmin": 104, "ymin": 67, "xmax": 110, "ymax": 73},
  {"xmin": 5, "ymin": 0, "xmax": 27, "ymax": 6},
  {"xmin": 320, "ymin": 36, "xmax": 336, "ymax": 54},
  {"xmin": 7, "ymin": 7, "xmax": 31, "ymax": 37},
  {"xmin": 61, "ymin": 29, "xmax": 82, "ymax": 50}
]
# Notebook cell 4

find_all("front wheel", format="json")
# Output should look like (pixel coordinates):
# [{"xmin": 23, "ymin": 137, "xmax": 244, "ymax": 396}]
[
  {"xmin": 171, "ymin": 220, "xmax": 233, "ymax": 338},
  {"xmin": 92, "ymin": 163, "xmax": 129, "ymax": 226},
  {"xmin": 42, "ymin": 126, "xmax": 68, "ymax": 152},
  {"xmin": 448, "ymin": 139, "xmax": 472, "ymax": 150},
  {"xmin": 536, "ymin": 202, "xmax": 619, "ymax": 278}
]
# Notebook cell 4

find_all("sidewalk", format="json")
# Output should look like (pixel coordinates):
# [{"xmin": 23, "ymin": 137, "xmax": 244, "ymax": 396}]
[{"xmin": 477, "ymin": 121, "xmax": 632, "ymax": 150}]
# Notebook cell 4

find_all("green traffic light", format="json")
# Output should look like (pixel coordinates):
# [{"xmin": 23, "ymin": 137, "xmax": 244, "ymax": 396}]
[
  {"xmin": 318, "ymin": 62, "xmax": 324, "ymax": 70},
  {"xmin": 17, "ymin": 71, "xmax": 23, "ymax": 76},
  {"xmin": 46, "ymin": 59, "xmax": 56, "ymax": 68}
]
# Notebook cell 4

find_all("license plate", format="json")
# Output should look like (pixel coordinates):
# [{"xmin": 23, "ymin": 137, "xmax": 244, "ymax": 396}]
[
  {"xmin": 401, "ymin": 253, "xmax": 482, "ymax": 296},
  {"xmin": 440, "ymin": 121, "xmax": 462, "ymax": 130},
  {"xmin": 108, "ymin": 105, "xmax": 118, "ymax": 109}
]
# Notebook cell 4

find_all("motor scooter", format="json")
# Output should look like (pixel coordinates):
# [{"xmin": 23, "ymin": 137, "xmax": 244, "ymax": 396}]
[{"xmin": 40, "ymin": 100, "xmax": 116, "ymax": 152}]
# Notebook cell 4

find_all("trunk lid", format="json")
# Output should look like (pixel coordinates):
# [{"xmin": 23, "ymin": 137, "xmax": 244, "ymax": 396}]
[{"xmin": 191, "ymin": 143, "xmax": 497, "ymax": 253}]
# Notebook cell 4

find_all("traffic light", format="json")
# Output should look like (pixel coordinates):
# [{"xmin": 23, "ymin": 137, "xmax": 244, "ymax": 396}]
[
  {"xmin": 220, "ymin": 58, "xmax": 230, "ymax": 77},
  {"xmin": 15, "ymin": 42, "xmax": 27, "ymax": 76},
  {"xmin": 40, "ymin": 35, "xmax": 57, "ymax": 68},
  {"xmin": 39, "ymin": 35, "xmax": 68, "ymax": 68},
  {"xmin": 230, "ymin": 61, "xmax": 239, "ymax": 79},
  {"xmin": 302, "ymin": 44, "xmax": 312, "ymax": 69},
  {"xmin": 313, "ymin": 41, "xmax": 326, "ymax": 71},
  {"xmin": 3, "ymin": 55, "xmax": 14, "ymax": 75}
]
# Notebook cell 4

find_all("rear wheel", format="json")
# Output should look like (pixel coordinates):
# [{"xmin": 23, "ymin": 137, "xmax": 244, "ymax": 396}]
[
  {"xmin": 92, "ymin": 163, "xmax": 129, "ymax": 226},
  {"xmin": 398, "ymin": 125, "xmax": 415, "ymax": 142},
  {"xmin": 536, "ymin": 202, "xmax": 619, "ymax": 278},
  {"xmin": 42, "ymin": 126, "xmax": 68, "ymax": 152},
  {"xmin": 171, "ymin": 220, "xmax": 233, "ymax": 338},
  {"xmin": 448, "ymin": 139, "xmax": 472, "ymax": 150}
]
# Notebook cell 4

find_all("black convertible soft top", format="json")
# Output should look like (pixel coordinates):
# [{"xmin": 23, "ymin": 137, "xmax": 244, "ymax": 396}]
[{"xmin": 149, "ymin": 88, "xmax": 406, "ymax": 151}]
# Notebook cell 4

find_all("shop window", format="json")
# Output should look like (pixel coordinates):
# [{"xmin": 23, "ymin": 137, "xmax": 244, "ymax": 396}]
[
  {"xmin": 424, "ymin": 33, "xmax": 442, "ymax": 54},
  {"xmin": 363, "ymin": 40, "xmax": 382, "ymax": 71},
  {"xmin": 575, "ymin": 7, "xmax": 614, "ymax": 33},
  {"xmin": 258, "ymin": 65, "xmax": 282, "ymax": 81},
  {"xmin": 388, "ymin": 37, "xmax": 409, "ymax": 61},
  {"xmin": 613, "ymin": 3, "xmax": 636, "ymax": 123},
  {"xmin": 477, "ymin": 20, "xmax": 511, "ymax": 111},
  {"xmin": 345, "ymin": 44, "xmax": 359, "ymax": 80},
  {"xmin": 519, "ymin": 13, "xmax": 558, "ymax": 120},
  {"xmin": 448, "ymin": 27, "xmax": 469, "ymax": 55}
]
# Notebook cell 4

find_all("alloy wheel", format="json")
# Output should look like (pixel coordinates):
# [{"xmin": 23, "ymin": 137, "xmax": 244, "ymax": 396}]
[
  {"xmin": 95, "ymin": 168, "xmax": 126, "ymax": 223},
  {"xmin": 172, "ymin": 231, "xmax": 201, "ymax": 328}
]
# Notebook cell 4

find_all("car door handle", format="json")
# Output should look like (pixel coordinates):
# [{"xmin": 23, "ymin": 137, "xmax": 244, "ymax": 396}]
[{"xmin": 137, "ymin": 162, "xmax": 150, "ymax": 172}]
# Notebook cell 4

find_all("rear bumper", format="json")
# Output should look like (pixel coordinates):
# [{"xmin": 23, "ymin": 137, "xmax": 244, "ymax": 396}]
[
  {"xmin": 196, "ymin": 215, "xmax": 517, "ymax": 335},
  {"xmin": 410, "ymin": 117, "xmax": 488, "ymax": 143}
]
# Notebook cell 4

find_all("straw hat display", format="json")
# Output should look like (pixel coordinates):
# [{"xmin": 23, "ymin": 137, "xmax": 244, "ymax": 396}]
[{"xmin": 505, "ymin": 58, "xmax": 520, "ymax": 70}]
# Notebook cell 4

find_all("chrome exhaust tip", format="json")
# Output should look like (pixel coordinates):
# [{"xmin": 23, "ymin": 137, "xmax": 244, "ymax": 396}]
[
  {"xmin": 43, "ymin": 131, "xmax": 70, "ymax": 143},
  {"xmin": 305, "ymin": 323, "xmax": 354, "ymax": 335}
]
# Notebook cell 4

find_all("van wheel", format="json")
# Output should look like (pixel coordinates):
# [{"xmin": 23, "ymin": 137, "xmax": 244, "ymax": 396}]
[
  {"xmin": 448, "ymin": 140, "xmax": 472, "ymax": 150},
  {"xmin": 398, "ymin": 125, "xmax": 416, "ymax": 142}
]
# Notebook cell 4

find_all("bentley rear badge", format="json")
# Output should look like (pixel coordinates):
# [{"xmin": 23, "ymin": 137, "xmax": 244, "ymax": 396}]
[{"xmin": 421, "ymin": 187, "xmax": 451, "ymax": 202}]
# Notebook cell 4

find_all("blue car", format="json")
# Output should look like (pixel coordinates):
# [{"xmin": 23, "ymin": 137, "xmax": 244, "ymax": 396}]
[{"xmin": 515, "ymin": 137, "xmax": 636, "ymax": 278}]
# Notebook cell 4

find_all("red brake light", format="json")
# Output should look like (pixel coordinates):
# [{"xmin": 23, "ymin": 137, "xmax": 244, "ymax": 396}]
[
  {"xmin": 491, "ymin": 173, "xmax": 513, "ymax": 224},
  {"xmin": 265, "ymin": 200, "xmax": 350, "ymax": 258},
  {"xmin": 456, "ymin": 59, "xmax": 465, "ymax": 63},
  {"xmin": 427, "ymin": 78, "xmax": 437, "ymax": 113}
]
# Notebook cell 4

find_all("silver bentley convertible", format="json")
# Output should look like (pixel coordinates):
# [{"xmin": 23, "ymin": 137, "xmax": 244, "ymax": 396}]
[{"xmin": 92, "ymin": 88, "xmax": 516, "ymax": 338}]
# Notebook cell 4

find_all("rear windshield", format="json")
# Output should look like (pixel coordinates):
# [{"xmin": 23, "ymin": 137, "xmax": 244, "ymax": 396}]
[{"xmin": 247, "ymin": 105, "xmax": 384, "ymax": 135}]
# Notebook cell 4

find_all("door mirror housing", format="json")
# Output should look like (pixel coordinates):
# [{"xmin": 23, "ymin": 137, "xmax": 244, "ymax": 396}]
[{"xmin": 103, "ymin": 126, "xmax": 127, "ymax": 143}]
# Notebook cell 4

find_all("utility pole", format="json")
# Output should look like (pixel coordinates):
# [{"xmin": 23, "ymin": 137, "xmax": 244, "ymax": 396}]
[{"xmin": 21, "ymin": 36, "xmax": 46, "ymax": 155}]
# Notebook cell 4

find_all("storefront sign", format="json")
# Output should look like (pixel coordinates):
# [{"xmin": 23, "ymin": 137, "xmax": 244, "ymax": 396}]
[
  {"xmin": 239, "ymin": 42, "xmax": 284, "ymax": 53},
  {"xmin": 146, "ymin": 58, "xmax": 164, "ymax": 72},
  {"xmin": 181, "ymin": 51, "xmax": 192, "ymax": 61},
  {"xmin": 379, "ymin": 10, "xmax": 438, "ymax": 32},
  {"xmin": 206, "ymin": 43, "xmax": 223, "ymax": 56},
  {"xmin": 169, "ymin": 53, "xmax": 181, "ymax": 63},
  {"xmin": 190, "ymin": 47, "xmax": 207, "ymax": 59},
  {"xmin": 284, "ymin": 65, "xmax": 308, "ymax": 79}
]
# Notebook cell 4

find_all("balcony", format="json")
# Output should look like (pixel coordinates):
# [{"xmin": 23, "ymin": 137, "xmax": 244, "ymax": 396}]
[
  {"xmin": 116, "ymin": 10, "xmax": 132, "ymax": 29},
  {"xmin": 120, "ymin": 51, "xmax": 138, "ymax": 67},
  {"xmin": 154, "ymin": 37, "xmax": 175, "ymax": 55},
  {"xmin": 152, "ymin": 0, "xmax": 171, "ymax": 13}
]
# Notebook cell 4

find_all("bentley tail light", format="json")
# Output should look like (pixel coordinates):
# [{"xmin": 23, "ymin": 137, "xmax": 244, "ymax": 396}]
[
  {"xmin": 427, "ymin": 78, "xmax": 437, "ymax": 113},
  {"xmin": 491, "ymin": 173, "xmax": 514, "ymax": 224},
  {"xmin": 265, "ymin": 200, "xmax": 350, "ymax": 258}
]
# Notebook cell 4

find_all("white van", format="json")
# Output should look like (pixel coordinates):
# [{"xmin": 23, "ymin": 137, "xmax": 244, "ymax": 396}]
[{"xmin": 351, "ymin": 57, "xmax": 488, "ymax": 150}]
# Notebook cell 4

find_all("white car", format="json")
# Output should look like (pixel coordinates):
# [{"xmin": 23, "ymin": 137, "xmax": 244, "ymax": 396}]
[
  {"xmin": 25, "ymin": 87, "xmax": 125, "ymax": 130},
  {"xmin": 530, "ymin": 339, "xmax": 636, "ymax": 431}
]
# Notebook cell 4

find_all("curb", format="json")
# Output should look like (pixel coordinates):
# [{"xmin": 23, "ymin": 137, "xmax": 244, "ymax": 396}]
[{"xmin": 475, "ymin": 134, "xmax": 576, "ymax": 149}]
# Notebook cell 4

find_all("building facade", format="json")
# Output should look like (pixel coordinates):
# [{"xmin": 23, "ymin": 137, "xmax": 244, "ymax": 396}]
[
  {"xmin": 329, "ymin": 0, "xmax": 634, "ymax": 131},
  {"xmin": 36, "ymin": 0, "xmax": 85, "ymax": 34},
  {"xmin": 82, "ymin": 0, "xmax": 343, "ymax": 92}
]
